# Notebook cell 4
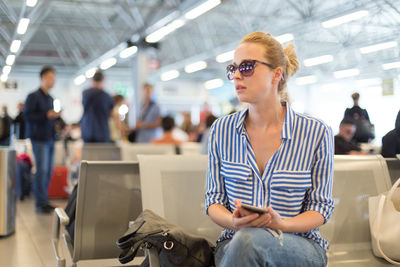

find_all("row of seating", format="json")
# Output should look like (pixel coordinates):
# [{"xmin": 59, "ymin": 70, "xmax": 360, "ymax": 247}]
[{"xmin": 52, "ymin": 154, "xmax": 399, "ymax": 266}]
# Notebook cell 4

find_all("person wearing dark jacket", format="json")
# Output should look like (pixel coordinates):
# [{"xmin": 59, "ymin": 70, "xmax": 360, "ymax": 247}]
[
  {"xmin": 14, "ymin": 102, "xmax": 26, "ymax": 139},
  {"xmin": 0, "ymin": 105, "xmax": 12, "ymax": 145},
  {"xmin": 24, "ymin": 66, "xmax": 61, "ymax": 214},
  {"xmin": 381, "ymin": 111, "xmax": 400, "ymax": 158}
]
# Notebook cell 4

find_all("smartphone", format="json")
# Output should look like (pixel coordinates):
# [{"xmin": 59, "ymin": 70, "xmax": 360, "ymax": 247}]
[{"xmin": 240, "ymin": 203, "xmax": 268, "ymax": 214}]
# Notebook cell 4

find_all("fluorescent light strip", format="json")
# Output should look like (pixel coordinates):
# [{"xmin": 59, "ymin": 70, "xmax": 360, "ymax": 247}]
[
  {"xmin": 295, "ymin": 75, "xmax": 317, "ymax": 85},
  {"xmin": 2, "ymin": 66, "xmax": 11, "ymax": 75},
  {"xmin": 17, "ymin": 18, "xmax": 30, "ymax": 35},
  {"xmin": 275, "ymin": 33, "xmax": 294, "ymax": 44},
  {"xmin": 382, "ymin": 61, "xmax": 400, "ymax": 70},
  {"xmin": 216, "ymin": 50, "xmax": 234, "ymax": 63},
  {"xmin": 74, "ymin": 75, "xmax": 86, "ymax": 85},
  {"xmin": 355, "ymin": 78, "xmax": 381, "ymax": 87},
  {"xmin": 184, "ymin": 61, "xmax": 207, "ymax": 73},
  {"xmin": 360, "ymin": 41, "xmax": 397, "ymax": 54},
  {"xmin": 120, "ymin": 46, "xmax": 138, "ymax": 59},
  {"xmin": 185, "ymin": 0, "xmax": 221, "ymax": 20},
  {"xmin": 146, "ymin": 19, "xmax": 185, "ymax": 43},
  {"xmin": 6, "ymin": 55, "xmax": 16, "ymax": 65},
  {"xmin": 26, "ymin": 0, "xmax": 37, "ymax": 7},
  {"xmin": 85, "ymin": 68, "xmax": 97, "ymax": 78},
  {"xmin": 0, "ymin": 74, "xmax": 8, "ymax": 82},
  {"xmin": 333, "ymin": 68, "xmax": 360, "ymax": 79},
  {"xmin": 100, "ymin": 57, "xmax": 117, "ymax": 70},
  {"xmin": 161, "ymin": 70, "xmax": 180, "ymax": 81},
  {"xmin": 304, "ymin": 55, "xmax": 333, "ymax": 67},
  {"xmin": 204, "ymin": 78, "xmax": 223, "ymax": 89},
  {"xmin": 10, "ymin": 40, "xmax": 21, "ymax": 53},
  {"xmin": 322, "ymin": 10, "xmax": 369, "ymax": 28}
]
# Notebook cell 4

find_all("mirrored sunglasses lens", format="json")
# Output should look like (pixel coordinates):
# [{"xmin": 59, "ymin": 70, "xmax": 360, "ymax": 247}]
[
  {"xmin": 226, "ymin": 65, "xmax": 235, "ymax": 80},
  {"xmin": 239, "ymin": 61, "xmax": 254, "ymax": 76}
]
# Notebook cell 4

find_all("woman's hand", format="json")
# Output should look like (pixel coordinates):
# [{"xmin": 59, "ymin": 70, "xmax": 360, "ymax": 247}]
[{"xmin": 232, "ymin": 199, "xmax": 285, "ymax": 231}]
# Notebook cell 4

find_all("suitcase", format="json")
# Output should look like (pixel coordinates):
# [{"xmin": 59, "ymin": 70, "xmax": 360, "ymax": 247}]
[{"xmin": 48, "ymin": 166, "xmax": 69, "ymax": 198}]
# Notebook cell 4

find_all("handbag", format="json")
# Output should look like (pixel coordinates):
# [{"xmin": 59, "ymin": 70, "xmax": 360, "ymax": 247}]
[
  {"xmin": 116, "ymin": 209, "xmax": 215, "ymax": 267},
  {"xmin": 368, "ymin": 177, "xmax": 400, "ymax": 265}
]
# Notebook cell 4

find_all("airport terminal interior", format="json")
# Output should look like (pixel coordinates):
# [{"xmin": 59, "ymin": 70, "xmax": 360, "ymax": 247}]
[{"xmin": 1, "ymin": 0, "xmax": 400, "ymax": 266}]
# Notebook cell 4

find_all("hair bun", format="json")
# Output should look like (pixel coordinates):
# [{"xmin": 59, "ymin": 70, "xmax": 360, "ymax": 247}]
[{"xmin": 283, "ymin": 44, "xmax": 299, "ymax": 79}]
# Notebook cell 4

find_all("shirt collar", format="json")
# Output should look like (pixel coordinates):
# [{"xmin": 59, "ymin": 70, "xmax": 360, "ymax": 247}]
[{"xmin": 235, "ymin": 102, "xmax": 296, "ymax": 140}]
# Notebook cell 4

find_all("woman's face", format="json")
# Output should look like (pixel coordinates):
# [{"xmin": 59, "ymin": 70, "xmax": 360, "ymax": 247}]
[{"xmin": 232, "ymin": 42, "xmax": 280, "ymax": 104}]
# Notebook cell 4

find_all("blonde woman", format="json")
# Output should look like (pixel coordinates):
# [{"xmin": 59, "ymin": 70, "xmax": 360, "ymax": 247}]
[{"xmin": 205, "ymin": 32, "xmax": 334, "ymax": 266}]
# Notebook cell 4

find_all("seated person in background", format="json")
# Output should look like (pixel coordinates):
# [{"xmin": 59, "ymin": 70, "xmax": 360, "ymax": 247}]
[
  {"xmin": 381, "ymin": 110, "xmax": 400, "ymax": 158},
  {"xmin": 151, "ymin": 116, "xmax": 182, "ymax": 145},
  {"xmin": 334, "ymin": 118, "xmax": 368, "ymax": 155},
  {"xmin": 206, "ymin": 31, "xmax": 333, "ymax": 267}
]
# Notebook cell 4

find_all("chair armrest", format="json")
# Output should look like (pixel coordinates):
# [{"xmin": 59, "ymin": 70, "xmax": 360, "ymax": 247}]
[
  {"xmin": 52, "ymin": 208, "xmax": 71, "ymax": 267},
  {"xmin": 145, "ymin": 247, "xmax": 160, "ymax": 267}
]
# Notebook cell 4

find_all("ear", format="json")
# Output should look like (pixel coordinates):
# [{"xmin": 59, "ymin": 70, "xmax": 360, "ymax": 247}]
[{"xmin": 272, "ymin": 67, "xmax": 283, "ymax": 84}]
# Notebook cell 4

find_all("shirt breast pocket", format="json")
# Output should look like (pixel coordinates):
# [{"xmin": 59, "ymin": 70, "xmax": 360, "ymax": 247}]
[
  {"xmin": 220, "ymin": 159, "xmax": 252, "ymax": 199},
  {"xmin": 271, "ymin": 171, "xmax": 312, "ymax": 197}
]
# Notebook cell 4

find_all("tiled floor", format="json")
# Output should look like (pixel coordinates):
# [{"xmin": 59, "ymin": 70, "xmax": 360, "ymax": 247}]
[{"xmin": 0, "ymin": 198, "xmax": 143, "ymax": 267}]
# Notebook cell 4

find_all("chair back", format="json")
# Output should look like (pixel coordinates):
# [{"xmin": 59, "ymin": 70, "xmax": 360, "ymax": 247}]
[
  {"xmin": 121, "ymin": 143, "xmax": 175, "ymax": 161},
  {"xmin": 81, "ymin": 143, "xmax": 121, "ymax": 161}
]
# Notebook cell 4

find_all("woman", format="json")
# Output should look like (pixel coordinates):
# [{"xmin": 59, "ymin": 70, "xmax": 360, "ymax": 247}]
[{"xmin": 205, "ymin": 32, "xmax": 334, "ymax": 267}]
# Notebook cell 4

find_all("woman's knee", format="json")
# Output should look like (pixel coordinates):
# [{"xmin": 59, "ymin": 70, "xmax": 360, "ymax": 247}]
[{"xmin": 228, "ymin": 228, "xmax": 274, "ymax": 251}]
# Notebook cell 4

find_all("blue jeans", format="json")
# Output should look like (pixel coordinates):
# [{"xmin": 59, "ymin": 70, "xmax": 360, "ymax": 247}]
[
  {"xmin": 31, "ymin": 140, "xmax": 54, "ymax": 209},
  {"xmin": 214, "ymin": 228, "xmax": 327, "ymax": 267}
]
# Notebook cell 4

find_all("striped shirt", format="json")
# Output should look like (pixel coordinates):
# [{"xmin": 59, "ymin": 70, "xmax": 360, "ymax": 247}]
[{"xmin": 205, "ymin": 103, "xmax": 334, "ymax": 250}]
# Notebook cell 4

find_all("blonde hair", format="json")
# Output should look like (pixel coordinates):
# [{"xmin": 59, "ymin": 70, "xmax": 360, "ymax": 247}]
[{"xmin": 241, "ymin": 32, "xmax": 299, "ymax": 102}]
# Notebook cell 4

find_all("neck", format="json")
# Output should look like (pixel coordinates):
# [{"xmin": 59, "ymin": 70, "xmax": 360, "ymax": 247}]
[
  {"xmin": 40, "ymin": 86, "xmax": 49, "ymax": 94},
  {"xmin": 247, "ymin": 97, "xmax": 284, "ymax": 130}
]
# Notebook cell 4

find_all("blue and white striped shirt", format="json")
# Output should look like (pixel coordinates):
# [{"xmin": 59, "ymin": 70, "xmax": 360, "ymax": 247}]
[{"xmin": 205, "ymin": 103, "xmax": 334, "ymax": 250}]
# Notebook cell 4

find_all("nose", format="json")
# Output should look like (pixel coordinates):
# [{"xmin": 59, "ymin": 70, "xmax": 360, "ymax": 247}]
[{"xmin": 233, "ymin": 67, "xmax": 243, "ymax": 80}]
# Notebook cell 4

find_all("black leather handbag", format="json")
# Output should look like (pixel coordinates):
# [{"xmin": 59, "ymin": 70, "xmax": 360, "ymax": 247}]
[{"xmin": 116, "ymin": 209, "xmax": 215, "ymax": 267}]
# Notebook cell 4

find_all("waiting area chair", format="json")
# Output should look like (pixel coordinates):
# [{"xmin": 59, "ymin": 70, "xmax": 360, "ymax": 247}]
[
  {"xmin": 52, "ymin": 161, "xmax": 142, "ymax": 267},
  {"xmin": 320, "ymin": 155, "xmax": 393, "ymax": 266},
  {"xmin": 138, "ymin": 154, "xmax": 222, "ymax": 244},
  {"xmin": 121, "ymin": 143, "xmax": 175, "ymax": 161},
  {"xmin": 81, "ymin": 143, "xmax": 121, "ymax": 161},
  {"xmin": 385, "ymin": 158, "xmax": 400, "ymax": 185}
]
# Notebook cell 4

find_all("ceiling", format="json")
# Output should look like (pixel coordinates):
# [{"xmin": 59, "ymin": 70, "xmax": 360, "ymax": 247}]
[{"xmin": 1, "ymin": 0, "xmax": 400, "ymax": 83}]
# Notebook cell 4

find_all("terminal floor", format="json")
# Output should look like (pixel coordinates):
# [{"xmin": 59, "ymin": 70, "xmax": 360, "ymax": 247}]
[{"xmin": 0, "ymin": 198, "xmax": 137, "ymax": 267}]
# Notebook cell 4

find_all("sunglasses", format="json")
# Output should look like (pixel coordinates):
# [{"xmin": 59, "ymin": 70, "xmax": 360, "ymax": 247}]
[{"xmin": 226, "ymin": 59, "xmax": 276, "ymax": 80}]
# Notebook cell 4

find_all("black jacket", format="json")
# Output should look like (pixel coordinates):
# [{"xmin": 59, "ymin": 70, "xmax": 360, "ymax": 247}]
[{"xmin": 381, "ymin": 111, "xmax": 400, "ymax": 158}]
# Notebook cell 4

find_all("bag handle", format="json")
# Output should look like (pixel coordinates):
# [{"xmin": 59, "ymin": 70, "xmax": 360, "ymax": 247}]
[{"xmin": 375, "ymin": 177, "xmax": 400, "ymax": 265}]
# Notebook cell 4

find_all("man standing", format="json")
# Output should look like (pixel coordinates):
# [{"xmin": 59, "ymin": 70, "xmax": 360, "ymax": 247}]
[
  {"xmin": 81, "ymin": 71, "xmax": 114, "ymax": 143},
  {"xmin": 135, "ymin": 83, "xmax": 161, "ymax": 143},
  {"xmin": 24, "ymin": 66, "xmax": 60, "ymax": 213}
]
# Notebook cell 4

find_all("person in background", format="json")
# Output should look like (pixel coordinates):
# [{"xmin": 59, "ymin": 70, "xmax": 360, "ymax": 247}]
[
  {"xmin": 334, "ymin": 118, "xmax": 368, "ymax": 155},
  {"xmin": 24, "ymin": 66, "xmax": 60, "ymax": 214},
  {"xmin": 151, "ymin": 116, "xmax": 182, "ymax": 145},
  {"xmin": 109, "ymin": 94, "xmax": 129, "ymax": 143},
  {"xmin": 0, "ymin": 105, "xmax": 12, "ymax": 146},
  {"xmin": 206, "ymin": 32, "xmax": 333, "ymax": 267},
  {"xmin": 14, "ymin": 102, "xmax": 26, "ymax": 139},
  {"xmin": 381, "ymin": 110, "xmax": 400, "ymax": 158},
  {"xmin": 135, "ymin": 83, "xmax": 161, "ymax": 143},
  {"xmin": 200, "ymin": 114, "xmax": 217, "ymax": 154},
  {"xmin": 344, "ymin": 92, "xmax": 374, "ymax": 143},
  {"xmin": 81, "ymin": 71, "xmax": 114, "ymax": 143}
]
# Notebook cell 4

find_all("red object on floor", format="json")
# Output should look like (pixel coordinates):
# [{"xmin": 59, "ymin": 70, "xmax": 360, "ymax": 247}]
[{"xmin": 48, "ymin": 166, "xmax": 69, "ymax": 198}]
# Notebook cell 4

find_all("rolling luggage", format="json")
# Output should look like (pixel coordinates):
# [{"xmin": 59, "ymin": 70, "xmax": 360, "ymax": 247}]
[{"xmin": 48, "ymin": 166, "xmax": 69, "ymax": 198}]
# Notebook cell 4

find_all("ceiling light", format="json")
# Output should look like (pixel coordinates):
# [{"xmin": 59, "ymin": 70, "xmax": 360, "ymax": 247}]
[
  {"xmin": 17, "ymin": 18, "xmax": 30, "ymax": 35},
  {"xmin": 382, "ymin": 61, "xmax": 400, "ymax": 70},
  {"xmin": 333, "ymin": 68, "xmax": 360, "ymax": 79},
  {"xmin": 184, "ymin": 61, "xmax": 207, "ymax": 73},
  {"xmin": 360, "ymin": 41, "xmax": 397, "ymax": 54},
  {"xmin": 161, "ymin": 70, "xmax": 180, "ymax": 81},
  {"xmin": 100, "ymin": 57, "xmax": 117, "ymax": 70},
  {"xmin": 26, "ymin": 0, "xmax": 37, "ymax": 7},
  {"xmin": 10, "ymin": 40, "xmax": 21, "ymax": 53},
  {"xmin": 85, "ymin": 68, "xmax": 97, "ymax": 78},
  {"xmin": 304, "ymin": 55, "xmax": 333, "ymax": 67},
  {"xmin": 6, "ymin": 55, "xmax": 16, "ymax": 65},
  {"xmin": 2, "ymin": 66, "xmax": 11, "ymax": 75},
  {"xmin": 322, "ymin": 10, "xmax": 369, "ymax": 28},
  {"xmin": 146, "ymin": 19, "xmax": 185, "ymax": 43},
  {"xmin": 295, "ymin": 75, "xmax": 317, "ymax": 85},
  {"xmin": 119, "ymin": 46, "xmax": 138, "ymax": 59},
  {"xmin": 185, "ymin": 0, "xmax": 221, "ymax": 20},
  {"xmin": 74, "ymin": 75, "xmax": 86, "ymax": 85},
  {"xmin": 0, "ymin": 74, "xmax": 8, "ymax": 82},
  {"xmin": 275, "ymin": 33, "xmax": 294, "ymax": 44},
  {"xmin": 204, "ymin": 78, "xmax": 223, "ymax": 89},
  {"xmin": 216, "ymin": 50, "xmax": 234, "ymax": 63}
]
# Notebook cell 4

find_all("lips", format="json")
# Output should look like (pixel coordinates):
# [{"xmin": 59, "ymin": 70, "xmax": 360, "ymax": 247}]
[{"xmin": 235, "ymin": 85, "xmax": 246, "ymax": 92}]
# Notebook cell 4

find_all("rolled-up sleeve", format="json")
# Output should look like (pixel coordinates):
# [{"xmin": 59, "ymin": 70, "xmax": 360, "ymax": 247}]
[
  {"xmin": 303, "ymin": 125, "xmax": 335, "ymax": 222},
  {"xmin": 205, "ymin": 122, "xmax": 229, "ymax": 214}
]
